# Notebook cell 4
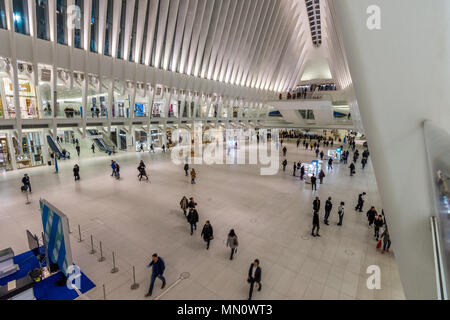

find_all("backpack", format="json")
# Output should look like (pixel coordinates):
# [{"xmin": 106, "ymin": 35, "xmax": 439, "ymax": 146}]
[{"xmin": 233, "ymin": 237, "xmax": 239, "ymax": 247}]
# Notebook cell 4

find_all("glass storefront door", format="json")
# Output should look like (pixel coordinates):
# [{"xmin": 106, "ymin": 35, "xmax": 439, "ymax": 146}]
[
  {"xmin": 14, "ymin": 132, "xmax": 44, "ymax": 169},
  {"xmin": 0, "ymin": 133, "xmax": 12, "ymax": 171}
]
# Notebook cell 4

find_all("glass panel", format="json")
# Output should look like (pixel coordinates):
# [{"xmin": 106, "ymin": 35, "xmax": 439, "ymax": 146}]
[
  {"xmin": 117, "ymin": 0, "xmax": 126, "ymax": 59},
  {"xmin": 90, "ymin": 0, "xmax": 99, "ymax": 52},
  {"xmin": 56, "ymin": 0, "xmax": 67, "ymax": 44},
  {"xmin": 74, "ymin": 0, "xmax": 84, "ymax": 49},
  {"xmin": 13, "ymin": 0, "xmax": 30, "ymax": 35},
  {"xmin": 128, "ymin": 0, "xmax": 139, "ymax": 62},
  {"xmin": 0, "ymin": 1, "xmax": 6, "ymax": 29},
  {"xmin": 104, "ymin": 0, "xmax": 113, "ymax": 56},
  {"xmin": 36, "ymin": 0, "xmax": 49, "ymax": 40}
]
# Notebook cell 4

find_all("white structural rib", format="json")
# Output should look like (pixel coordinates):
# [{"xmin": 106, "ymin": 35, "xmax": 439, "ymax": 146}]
[
  {"xmin": 179, "ymin": 0, "xmax": 198, "ymax": 74},
  {"xmin": 163, "ymin": 0, "xmax": 180, "ymax": 70},
  {"xmin": 154, "ymin": 0, "xmax": 170, "ymax": 69},
  {"xmin": 186, "ymin": 0, "xmax": 207, "ymax": 76},
  {"xmin": 144, "ymin": 0, "xmax": 159, "ymax": 66},
  {"xmin": 171, "ymin": 0, "xmax": 190, "ymax": 72},
  {"xmin": 134, "ymin": 0, "xmax": 149, "ymax": 63},
  {"xmin": 193, "ymin": 0, "xmax": 215, "ymax": 78},
  {"xmin": 122, "ymin": 0, "xmax": 136, "ymax": 61}
]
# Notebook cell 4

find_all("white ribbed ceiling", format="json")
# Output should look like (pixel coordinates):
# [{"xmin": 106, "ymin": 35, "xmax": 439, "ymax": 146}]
[{"xmin": 102, "ymin": 0, "xmax": 314, "ymax": 92}]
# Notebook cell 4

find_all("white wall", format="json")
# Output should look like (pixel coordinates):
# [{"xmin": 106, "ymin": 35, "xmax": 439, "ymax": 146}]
[{"xmin": 331, "ymin": 0, "xmax": 450, "ymax": 299}]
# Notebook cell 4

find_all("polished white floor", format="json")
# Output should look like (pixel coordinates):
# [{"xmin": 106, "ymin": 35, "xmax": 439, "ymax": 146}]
[{"xmin": 0, "ymin": 140, "xmax": 405, "ymax": 300}]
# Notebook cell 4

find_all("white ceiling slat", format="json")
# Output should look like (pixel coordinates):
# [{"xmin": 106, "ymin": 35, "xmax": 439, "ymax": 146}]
[
  {"xmin": 144, "ymin": 0, "xmax": 159, "ymax": 66},
  {"xmin": 162, "ymin": 0, "xmax": 180, "ymax": 70},
  {"xmin": 134, "ymin": 0, "xmax": 149, "ymax": 63},
  {"xmin": 171, "ymin": 0, "xmax": 190, "ymax": 72},
  {"xmin": 193, "ymin": 0, "xmax": 217, "ymax": 77},
  {"xmin": 179, "ymin": 0, "xmax": 199, "ymax": 74},
  {"xmin": 186, "ymin": 0, "xmax": 208, "ymax": 76},
  {"xmin": 154, "ymin": 0, "xmax": 170, "ymax": 69},
  {"xmin": 122, "ymin": 0, "xmax": 136, "ymax": 60}
]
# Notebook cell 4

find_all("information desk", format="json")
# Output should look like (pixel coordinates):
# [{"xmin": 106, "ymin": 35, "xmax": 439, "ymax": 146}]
[{"xmin": 0, "ymin": 275, "xmax": 35, "ymax": 300}]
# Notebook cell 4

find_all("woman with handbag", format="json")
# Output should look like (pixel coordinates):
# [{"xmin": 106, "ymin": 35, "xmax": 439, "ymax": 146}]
[
  {"xmin": 201, "ymin": 221, "xmax": 214, "ymax": 250},
  {"xmin": 226, "ymin": 230, "xmax": 239, "ymax": 260}
]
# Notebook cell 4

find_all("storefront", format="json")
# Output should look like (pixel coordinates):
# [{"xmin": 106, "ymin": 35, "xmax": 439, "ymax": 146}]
[
  {"xmin": 135, "ymin": 130, "xmax": 148, "ymax": 151},
  {"xmin": 1, "ymin": 76, "xmax": 39, "ymax": 119},
  {"xmin": 0, "ymin": 133, "xmax": 12, "ymax": 171},
  {"xmin": 13, "ymin": 132, "xmax": 44, "ymax": 169},
  {"xmin": 152, "ymin": 100, "xmax": 165, "ymax": 118}
]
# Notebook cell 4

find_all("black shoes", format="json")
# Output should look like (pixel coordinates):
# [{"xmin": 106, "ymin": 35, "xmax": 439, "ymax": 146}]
[
  {"xmin": 161, "ymin": 283, "xmax": 166, "ymax": 290},
  {"xmin": 145, "ymin": 293, "xmax": 152, "ymax": 298}
]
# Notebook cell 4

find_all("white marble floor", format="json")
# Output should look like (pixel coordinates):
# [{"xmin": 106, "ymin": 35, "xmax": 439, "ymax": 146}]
[{"xmin": 0, "ymin": 140, "xmax": 405, "ymax": 300}]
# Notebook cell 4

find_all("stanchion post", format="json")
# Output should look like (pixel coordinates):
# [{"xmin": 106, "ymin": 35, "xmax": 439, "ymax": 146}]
[
  {"xmin": 98, "ymin": 241, "xmax": 105, "ymax": 262},
  {"xmin": 89, "ymin": 235, "xmax": 96, "ymax": 254},
  {"xmin": 130, "ymin": 266, "xmax": 139, "ymax": 290},
  {"xmin": 78, "ymin": 225, "xmax": 83, "ymax": 242},
  {"xmin": 111, "ymin": 252, "xmax": 118, "ymax": 273},
  {"xmin": 103, "ymin": 284, "xmax": 106, "ymax": 300}
]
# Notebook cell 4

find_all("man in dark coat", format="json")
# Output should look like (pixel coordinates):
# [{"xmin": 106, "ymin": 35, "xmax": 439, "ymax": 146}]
[
  {"xmin": 313, "ymin": 197, "xmax": 321, "ymax": 213},
  {"xmin": 247, "ymin": 259, "xmax": 262, "ymax": 300},
  {"xmin": 312, "ymin": 211, "xmax": 320, "ymax": 237},
  {"xmin": 324, "ymin": 197, "xmax": 332, "ymax": 225},
  {"xmin": 145, "ymin": 254, "xmax": 166, "ymax": 298},
  {"xmin": 201, "ymin": 221, "xmax": 214, "ymax": 250},
  {"xmin": 187, "ymin": 208, "xmax": 199, "ymax": 235}
]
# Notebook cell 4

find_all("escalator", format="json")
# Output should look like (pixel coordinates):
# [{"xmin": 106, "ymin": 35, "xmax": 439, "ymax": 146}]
[
  {"xmin": 46, "ymin": 135, "xmax": 69, "ymax": 159},
  {"xmin": 87, "ymin": 130, "xmax": 115, "ymax": 154}
]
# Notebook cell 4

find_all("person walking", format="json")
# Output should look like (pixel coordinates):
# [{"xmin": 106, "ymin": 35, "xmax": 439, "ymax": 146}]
[
  {"xmin": 318, "ymin": 170, "xmax": 325, "ymax": 184},
  {"xmin": 374, "ymin": 215, "xmax": 384, "ymax": 240},
  {"xmin": 282, "ymin": 159, "xmax": 288, "ymax": 172},
  {"xmin": 140, "ymin": 144, "xmax": 144, "ymax": 152},
  {"xmin": 22, "ymin": 174, "xmax": 32, "ymax": 193},
  {"xmin": 311, "ymin": 174, "xmax": 317, "ymax": 190},
  {"xmin": 115, "ymin": 163, "xmax": 120, "ymax": 179},
  {"xmin": 300, "ymin": 166, "xmax": 305, "ymax": 181},
  {"xmin": 349, "ymin": 162, "xmax": 355, "ymax": 176},
  {"xmin": 312, "ymin": 211, "xmax": 320, "ymax": 237},
  {"xmin": 361, "ymin": 157, "xmax": 368, "ymax": 170},
  {"xmin": 324, "ymin": 197, "xmax": 332, "ymax": 225},
  {"xmin": 76, "ymin": 144, "xmax": 81, "ymax": 157},
  {"xmin": 247, "ymin": 259, "xmax": 262, "ymax": 300},
  {"xmin": 187, "ymin": 208, "xmax": 199, "ymax": 235},
  {"xmin": 184, "ymin": 163, "xmax": 189, "ymax": 176},
  {"xmin": 282, "ymin": 146, "xmax": 287, "ymax": 157},
  {"xmin": 201, "ymin": 221, "xmax": 214, "ymax": 250},
  {"xmin": 110, "ymin": 160, "xmax": 116, "ymax": 177},
  {"xmin": 145, "ymin": 254, "xmax": 166, "ymax": 298},
  {"xmin": 150, "ymin": 143, "xmax": 155, "ymax": 153},
  {"xmin": 162, "ymin": 144, "xmax": 166, "ymax": 153},
  {"xmin": 320, "ymin": 150, "xmax": 324, "ymax": 160},
  {"xmin": 313, "ymin": 197, "xmax": 321, "ymax": 213},
  {"xmin": 293, "ymin": 163, "xmax": 297, "ymax": 176},
  {"xmin": 137, "ymin": 161, "xmax": 149, "ymax": 181},
  {"xmin": 315, "ymin": 148, "xmax": 320, "ymax": 158},
  {"xmin": 226, "ymin": 230, "xmax": 239, "ymax": 260},
  {"xmin": 190, "ymin": 168, "xmax": 197, "ymax": 184},
  {"xmin": 73, "ymin": 164, "xmax": 80, "ymax": 181},
  {"xmin": 367, "ymin": 207, "xmax": 378, "ymax": 228},
  {"xmin": 91, "ymin": 143, "xmax": 95, "ymax": 154},
  {"xmin": 188, "ymin": 197, "xmax": 197, "ymax": 209},
  {"xmin": 337, "ymin": 202, "xmax": 345, "ymax": 226},
  {"xmin": 381, "ymin": 228, "xmax": 391, "ymax": 254},
  {"xmin": 180, "ymin": 196, "xmax": 189, "ymax": 216},
  {"xmin": 355, "ymin": 192, "xmax": 366, "ymax": 212},
  {"xmin": 328, "ymin": 157, "xmax": 333, "ymax": 170}
]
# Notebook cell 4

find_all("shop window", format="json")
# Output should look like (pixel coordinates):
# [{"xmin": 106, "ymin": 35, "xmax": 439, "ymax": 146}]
[
  {"xmin": 16, "ymin": 132, "xmax": 44, "ymax": 169},
  {"xmin": 0, "ymin": 134, "xmax": 13, "ymax": 171},
  {"xmin": 2, "ymin": 77, "xmax": 39, "ymax": 119},
  {"xmin": 13, "ymin": 0, "xmax": 30, "ymax": 35},
  {"xmin": 36, "ymin": 0, "xmax": 49, "ymax": 40}
]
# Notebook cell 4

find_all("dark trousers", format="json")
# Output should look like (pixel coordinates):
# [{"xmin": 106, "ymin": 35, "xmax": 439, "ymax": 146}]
[
  {"xmin": 312, "ymin": 224, "xmax": 320, "ymax": 235},
  {"xmin": 185, "ymin": 169, "xmax": 189, "ymax": 176},
  {"xmin": 148, "ymin": 274, "xmax": 166, "ymax": 295},
  {"xmin": 338, "ymin": 214, "xmax": 344, "ymax": 226},
  {"xmin": 24, "ymin": 183, "xmax": 32, "ymax": 192},
  {"xmin": 230, "ymin": 248, "xmax": 235, "ymax": 260},
  {"xmin": 311, "ymin": 183, "xmax": 317, "ymax": 190},
  {"xmin": 324, "ymin": 210, "xmax": 331, "ymax": 224},
  {"xmin": 190, "ymin": 223, "xmax": 197, "ymax": 234},
  {"xmin": 355, "ymin": 201, "xmax": 364, "ymax": 212},
  {"xmin": 204, "ymin": 238, "xmax": 211, "ymax": 249},
  {"xmin": 74, "ymin": 174, "xmax": 80, "ymax": 181},
  {"xmin": 374, "ymin": 227, "xmax": 380, "ymax": 239},
  {"xmin": 248, "ymin": 279, "xmax": 261, "ymax": 300},
  {"xmin": 383, "ymin": 240, "xmax": 391, "ymax": 251}
]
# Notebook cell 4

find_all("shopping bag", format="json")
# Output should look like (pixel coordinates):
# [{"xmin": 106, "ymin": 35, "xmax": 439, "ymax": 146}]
[{"xmin": 376, "ymin": 240, "xmax": 382, "ymax": 249}]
